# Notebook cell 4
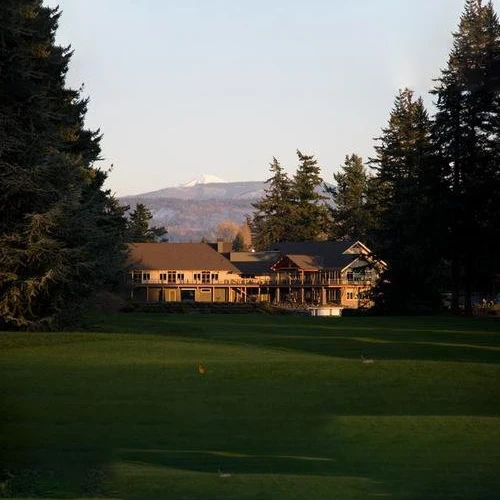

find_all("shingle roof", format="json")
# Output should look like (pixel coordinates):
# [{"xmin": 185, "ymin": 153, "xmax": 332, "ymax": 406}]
[
  {"xmin": 128, "ymin": 243, "xmax": 241, "ymax": 273},
  {"xmin": 267, "ymin": 241, "xmax": 359, "ymax": 269},
  {"xmin": 229, "ymin": 251, "xmax": 281, "ymax": 275},
  {"xmin": 285, "ymin": 254, "xmax": 323, "ymax": 270}
]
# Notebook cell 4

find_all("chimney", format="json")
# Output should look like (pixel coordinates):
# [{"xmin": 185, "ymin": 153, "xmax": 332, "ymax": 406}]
[{"xmin": 217, "ymin": 240, "xmax": 233, "ymax": 254}]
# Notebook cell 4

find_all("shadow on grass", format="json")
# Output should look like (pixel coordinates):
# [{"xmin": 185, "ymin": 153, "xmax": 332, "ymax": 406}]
[
  {"xmin": 88, "ymin": 312, "xmax": 500, "ymax": 365},
  {"xmin": 118, "ymin": 448, "xmax": 337, "ymax": 476}
]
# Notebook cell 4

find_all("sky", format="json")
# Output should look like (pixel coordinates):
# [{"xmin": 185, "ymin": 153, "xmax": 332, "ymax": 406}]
[{"xmin": 45, "ymin": 0, "xmax": 469, "ymax": 196}]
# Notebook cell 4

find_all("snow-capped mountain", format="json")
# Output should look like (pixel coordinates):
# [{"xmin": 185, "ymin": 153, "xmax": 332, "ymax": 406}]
[
  {"xmin": 180, "ymin": 174, "xmax": 228, "ymax": 187},
  {"xmin": 134, "ymin": 180, "xmax": 265, "ymax": 200}
]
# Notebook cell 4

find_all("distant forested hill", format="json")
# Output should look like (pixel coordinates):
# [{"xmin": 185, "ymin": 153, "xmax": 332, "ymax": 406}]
[{"xmin": 120, "ymin": 181, "xmax": 266, "ymax": 241}]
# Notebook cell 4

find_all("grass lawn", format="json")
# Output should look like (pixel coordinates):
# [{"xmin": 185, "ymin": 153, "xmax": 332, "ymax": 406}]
[{"xmin": 1, "ymin": 313, "xmax": 499, "ymax": 499}]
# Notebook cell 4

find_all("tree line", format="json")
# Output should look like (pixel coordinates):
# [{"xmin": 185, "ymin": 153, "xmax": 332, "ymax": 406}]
[{"xmin": 250, "ymin": 0, "xmax": 500, "ymax": 315}]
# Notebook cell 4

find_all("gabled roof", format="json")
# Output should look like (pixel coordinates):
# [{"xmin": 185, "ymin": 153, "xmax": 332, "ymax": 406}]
[
  {"xmin": 340, "ymin": 256, "xmax": 372, "ymax": 273},
  {"xmin": 128, "ymin": 243, "xmax": 240, "ymax": 273},
  {"xmin": 343, "ymin": 240, "xmax": 371, "ymax": 255},
  {"xmin": 230, "ymin": 251, "xmax": 280, "ymax": 275},
  {"xmin": 272, "ymin": 254, "xmax": 323, "ymax": 271},
  {"xmin": 267, "ymin": 241, "xmax": 360, "ymax": 269}
]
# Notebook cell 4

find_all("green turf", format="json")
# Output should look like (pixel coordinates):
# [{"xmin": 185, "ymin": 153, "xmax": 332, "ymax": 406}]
[{"xmin": 1, "ymin": 314, "xmax": 499, "ymax": 499}]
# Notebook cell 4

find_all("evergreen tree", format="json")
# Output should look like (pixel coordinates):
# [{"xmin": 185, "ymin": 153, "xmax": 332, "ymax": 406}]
[
  {"xmin": 370, "ymin": 88, "xmax": 441, "ymax": 312},
  {"xmin": 232, "ymin": 232, "xmax": 246, "ymax": 251},
  {"xmin": 250, "ymin": 157, "xmax": 293, "ymax": 250},
  {"xmin": 432, "ymin": 0, "xmax": 500, "ymax": 313},
  {"xmin": 289, "ymin": 150, "xmax": 330, "ymax": 241},
  {"xmin": 0, "ymin": 1, "xmax": 127, "ymax": 329},
  {"xmin": 126, "ymin": 203, "xmax": 167, "ymax": 242},
  {"xmin": 326, "ymin": 154, "xmax": 373, "ymax": 242}
]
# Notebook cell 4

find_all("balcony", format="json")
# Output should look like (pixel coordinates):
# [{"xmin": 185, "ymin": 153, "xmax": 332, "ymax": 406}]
[{"xmin": 130, "ymin": 277, "xmax": 374, "ymax": 287}]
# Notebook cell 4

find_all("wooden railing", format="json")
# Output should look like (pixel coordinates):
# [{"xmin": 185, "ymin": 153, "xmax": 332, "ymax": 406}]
[{"xmin": 131, "ymin": 277, "xmax": 374, "ymax": 286}]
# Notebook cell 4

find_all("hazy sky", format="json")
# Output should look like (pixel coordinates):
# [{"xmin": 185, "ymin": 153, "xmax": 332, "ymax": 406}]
[{"xmin": 45, "ymin": 0, "xmax": 468, "ymax": 195}]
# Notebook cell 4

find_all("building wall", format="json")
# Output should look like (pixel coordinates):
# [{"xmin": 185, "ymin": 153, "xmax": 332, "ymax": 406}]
[
  {"xmin": 132, "ymin": 283, "xmax": 373, "ymax": 308},
  {"xmin": 132, "ymin": 269, "xmax": 238, "ymax": 284},
  {"xmin": 214, "ymin": 288, "xmax": 228, "ymax": 302},
  {"xmin": 197, "ymin": 288, "xmax": 212, "ymax": 302}
]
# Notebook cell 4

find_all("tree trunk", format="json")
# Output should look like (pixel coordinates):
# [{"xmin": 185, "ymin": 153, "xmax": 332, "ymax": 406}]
[
  {"xmin": 451, "ymin": 251, "xmax": 461, "ymax": 313},
  {"xmin": 464, "ymin": 252, "xmax": 473, "ymax": 316}
]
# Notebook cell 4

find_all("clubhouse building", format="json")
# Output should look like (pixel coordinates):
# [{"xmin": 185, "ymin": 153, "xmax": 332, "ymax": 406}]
[{"xmin": 128, "ymin": 240, "xmax": 385, "ymax": 309}]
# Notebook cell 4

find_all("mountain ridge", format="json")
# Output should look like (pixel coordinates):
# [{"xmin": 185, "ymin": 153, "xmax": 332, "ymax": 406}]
[{"xmin": 135, "ymin": 180, "xmax": 267, "ymax": 201}]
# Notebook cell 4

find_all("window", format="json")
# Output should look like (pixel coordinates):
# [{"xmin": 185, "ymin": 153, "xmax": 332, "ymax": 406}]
[
  {"xmin": 142, "ymin": 273, "xmax": 150, "ymax": 282},
  {"xmin": 177, "ymin": 273, "xmax": 185, "ymax": 282},
  {"xmin": 347, "ymin": 267, "xmax": 370, "ymax": 282},
  {"xmin": 347, "ymin": 292, "xmax": 356, "ymax": 300},
  {"xmin": 211, "ymin": 273, "xmax": 219, "ymax": 282},
  {"xmin": 193, "ymin": 272, "xmax": 210, "ymax": 282},
  {"xmin": 327, "ymin": 289, "xmax": 340, "ymax": 303},
  {"xmin": 350, "ymin": 271, "xmax": 367, "ymax": 282},
  {"xmin": 160, "ymin": 272, "xmax": 176, "ymax": 283}
]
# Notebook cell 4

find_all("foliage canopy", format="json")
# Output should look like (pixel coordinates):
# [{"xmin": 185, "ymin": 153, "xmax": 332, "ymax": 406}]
[{"xmin": 0, "ymin": 1, "xmax": 128, "ymax": 329}]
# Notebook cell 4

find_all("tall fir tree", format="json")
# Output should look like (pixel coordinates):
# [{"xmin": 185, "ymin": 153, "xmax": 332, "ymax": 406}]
[
  {"xmin": 0, "ymin": 1, "xmax": 127, "ymax": 329},
  {"xmin": 370, "ymin": 88, "xmax": 441, "ymax": 312},
  {"xmin": 232, "ymin": 231, "xmax": 246, "ymax": 251},
  {"xmin": 289, "ymin": 150, "xmax": 330, "ymax": 241},
  {"xmin": 432, "ymin": 0, "xmax": 500, "ymax": 313},
  {"xmin": 326, "ymin": 154, "xmax": 373, "ymax": 242},
  {"xmin": 250, "ymin": 157, "xmax": 293, "ymax": 250},
  {"xmin": 126, "ymin": 203, "xmax": 167, "ymax": 242}
]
